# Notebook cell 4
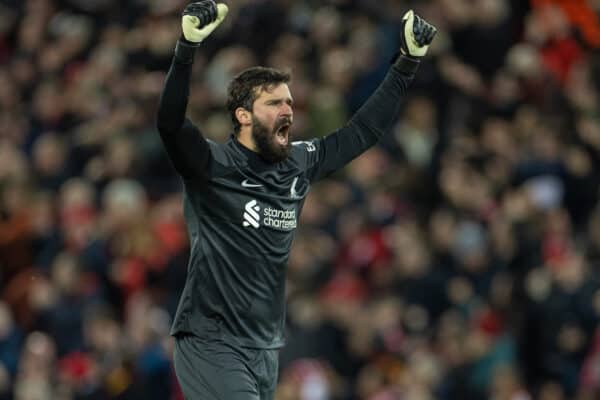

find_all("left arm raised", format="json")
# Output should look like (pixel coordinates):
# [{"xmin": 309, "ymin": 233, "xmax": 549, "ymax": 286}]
[
  {"xmin": 304, "ymin": 10, "xmax": 436, "ymax": 182},
  {"xmin": 306, "ymin": 56, "xmax": 419, "ymax": 182}
]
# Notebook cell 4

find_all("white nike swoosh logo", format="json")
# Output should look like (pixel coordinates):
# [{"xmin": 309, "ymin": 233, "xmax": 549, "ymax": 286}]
[{"xmin": 242, "ymin": 179, "xmax": 263, "ymax": 188}]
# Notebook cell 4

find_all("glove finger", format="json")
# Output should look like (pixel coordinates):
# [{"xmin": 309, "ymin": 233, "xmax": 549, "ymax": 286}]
[
  {"xmin": 425, "ymin": 26, "xmax": 437, "ymax": 45},
  {"xmin": 199, "ymin": 1, "xmax": 218, "ymax": 25},
  {"xmin": 414, "ymin": 15, "xmax": 427, "ymax": 45},
  {"xmin": 414, "ymin": 16, "xmax": 422, "ymax": 37},
  {"xmin": 414, "ymin": 17, "xmax": 423, "ymax": 44},
  {"xmin": 413, "ymin": 15, "xmax": 436, "ymax": 47},
  {"xmin": 183, "ymin": 0, "xmax": 218, "ymax": 27},
  {"xmin": 419, "ymin": 25, "xmax": 430, "ymax": 46},
  {"xmin": 424, "ymin": 24, "xmax": 437, "ymax": 45},
  {"xmin": 183, "ymin": 0, "xmax": 216, "ymax": 16}
]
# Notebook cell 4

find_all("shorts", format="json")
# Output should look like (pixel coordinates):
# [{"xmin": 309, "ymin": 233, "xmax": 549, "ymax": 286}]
[{"xmin": 173, "ymin": 333, "xmax": 279, "ymax": 400}]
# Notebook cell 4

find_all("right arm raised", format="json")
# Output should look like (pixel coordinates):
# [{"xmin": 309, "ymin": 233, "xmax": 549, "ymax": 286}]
[
  {"xmin": 156, "ymin": 41, "xmax": 209, "ymax": 179},
  {"xmin": 156, "ymin": 1, "xmax": 229, "ymax": 179}
]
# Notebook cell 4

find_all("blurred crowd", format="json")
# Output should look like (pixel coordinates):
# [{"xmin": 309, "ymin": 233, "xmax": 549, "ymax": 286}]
[{"xmin": 1, "ymin": 0, "xmax": 600, "ymax": 399}]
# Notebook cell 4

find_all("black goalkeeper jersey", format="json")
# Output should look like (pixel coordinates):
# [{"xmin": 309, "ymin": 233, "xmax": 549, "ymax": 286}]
[{"xmin": 157, "ymin": 40, "xmax": 419, "ymax": 349}]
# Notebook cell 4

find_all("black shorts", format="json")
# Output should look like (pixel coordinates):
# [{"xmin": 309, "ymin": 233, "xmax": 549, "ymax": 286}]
[{"xmin": 173, "ymin": 333, "xmax": 279, "ymax": 400}]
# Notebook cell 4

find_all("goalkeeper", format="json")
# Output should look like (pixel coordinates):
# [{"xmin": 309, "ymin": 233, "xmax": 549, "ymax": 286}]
[{"xmin": 156, "ymin": 1, "xmax": 436, "ymax": 399}]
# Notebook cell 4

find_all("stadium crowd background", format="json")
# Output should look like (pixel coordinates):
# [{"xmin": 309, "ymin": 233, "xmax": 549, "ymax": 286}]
[{"xmin": 1, "ymin": 0, "xmax": 600, "ymax": 399}]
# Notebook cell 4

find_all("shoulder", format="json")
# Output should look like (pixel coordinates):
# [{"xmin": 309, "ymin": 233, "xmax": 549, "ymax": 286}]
[
  {"xmin": 207, "ymin": 139, "xmax": 234, "ymax": 161},
  {"xmin": 282, "ymin": 139, "xmax": 319, "ymax": 171},
  {"xmin": 291, "ymin": 140, "xmax": 318, "ymax": 154},
  {"xmin": 198, "ymin": 139, "xmax": 243, "ymax": 178}
]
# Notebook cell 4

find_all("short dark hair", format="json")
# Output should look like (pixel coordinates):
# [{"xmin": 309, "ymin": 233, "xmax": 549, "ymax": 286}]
[{"xmin": 226, "ymin": 66, "xmax": 291, "ymax": 134}]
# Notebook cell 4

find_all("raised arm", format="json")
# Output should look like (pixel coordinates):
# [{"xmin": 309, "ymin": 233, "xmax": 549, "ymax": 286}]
[
  {"xmin": 305, "ymin": 11, "xmax": 437, "ymax": 182},
  {"xmin": 156, "ymin": 1, "xmax": 229, "ymax": 179}
]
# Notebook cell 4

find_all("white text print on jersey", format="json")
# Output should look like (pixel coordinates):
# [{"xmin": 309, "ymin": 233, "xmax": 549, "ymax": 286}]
[
  {"xmin": 242, "ymin": 199, "xmax": 297, "ymax": 230},
  {"xmin": 292, "ymin": 140, "xmax": 316, "ymax": 152},
  {"xmin": 242, "ymin": 200, "xmax": 260, "ymax": 228},
  {"xmin": 242, "ymin": 179, "xmax": 263, "ymax": 188}
]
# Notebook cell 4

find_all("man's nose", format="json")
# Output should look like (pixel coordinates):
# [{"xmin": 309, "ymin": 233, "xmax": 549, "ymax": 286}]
[{"xmin": 280, "ymin": 103, "xmax": 293, "ymax": 117}]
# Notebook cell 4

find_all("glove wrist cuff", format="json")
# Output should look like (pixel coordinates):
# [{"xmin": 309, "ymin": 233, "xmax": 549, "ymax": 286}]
[
  {"xmin": 392, "ymin": 54, "xmax": 420, "ymax": 74},
  {"xmin": 174, "ymin": 39, "xmax": 199, "ymax": 64}
]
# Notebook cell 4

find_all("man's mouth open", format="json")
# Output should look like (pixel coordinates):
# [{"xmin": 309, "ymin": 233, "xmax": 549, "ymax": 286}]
[{"xmin": 275, "ymin": 124, "xmax": 290, "ymax": 146}]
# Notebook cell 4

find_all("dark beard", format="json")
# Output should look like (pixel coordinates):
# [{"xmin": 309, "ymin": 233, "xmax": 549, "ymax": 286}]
[{"xmin": 252, "ymin": 115, "xmax": 291, "ymax": 163}]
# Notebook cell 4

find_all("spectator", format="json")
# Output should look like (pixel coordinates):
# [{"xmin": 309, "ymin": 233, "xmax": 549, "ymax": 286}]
[{"xmin": 0, "ymin": 0, "xmax": 599, "ymax": 398}]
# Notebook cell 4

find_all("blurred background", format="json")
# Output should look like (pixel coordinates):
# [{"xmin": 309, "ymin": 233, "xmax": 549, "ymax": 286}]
[{"xmin": 1, "ymin": 0, "xmax": 600, "ymax": 399}]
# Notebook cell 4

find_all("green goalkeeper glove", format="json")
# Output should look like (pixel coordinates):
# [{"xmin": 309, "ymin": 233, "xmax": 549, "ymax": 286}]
[
  {"xmin": 181, "ymin": 0, "xmax": 229, "ymax": 45},
  {"xmin": 400, "ymin": 10, "xmax": 437, "ymax": 57}
]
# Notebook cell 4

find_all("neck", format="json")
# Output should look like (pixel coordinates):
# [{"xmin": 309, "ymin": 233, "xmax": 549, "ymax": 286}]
[{"xmin": 237, "ymin": 129, "xmax": 257, "ymax": 152}]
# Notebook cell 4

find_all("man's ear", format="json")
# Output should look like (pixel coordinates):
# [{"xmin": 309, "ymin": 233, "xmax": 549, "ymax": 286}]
[{"xmin": 235, "ymin": 107, "xmax": 252, "ymax": 126}]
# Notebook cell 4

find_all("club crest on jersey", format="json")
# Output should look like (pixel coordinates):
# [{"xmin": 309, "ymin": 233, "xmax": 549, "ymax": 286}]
[{"xmin": 242, "ymin": 199, "xmax": 297, "ymax": 230}]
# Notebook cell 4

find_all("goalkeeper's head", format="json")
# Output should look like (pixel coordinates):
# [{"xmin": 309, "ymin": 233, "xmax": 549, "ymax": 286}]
[{"xmin": 227, "ymin": 67, "xmax": 294, "ymax": 163}]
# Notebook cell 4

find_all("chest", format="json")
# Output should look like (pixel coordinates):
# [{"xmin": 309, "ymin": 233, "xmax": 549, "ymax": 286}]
[{"xmin": 197, "ymin": 168, "xmax": 310, "ymax": 232}]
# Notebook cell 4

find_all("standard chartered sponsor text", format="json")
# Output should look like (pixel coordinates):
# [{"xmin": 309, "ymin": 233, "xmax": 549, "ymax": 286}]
[{"xmin": 263, "ymin": 207, "xmax": 297, "ymax": 229}]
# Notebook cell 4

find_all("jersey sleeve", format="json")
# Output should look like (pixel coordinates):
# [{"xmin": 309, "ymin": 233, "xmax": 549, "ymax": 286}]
[
  {"xmin": 156, "ymin": 41, "xmax": 211, "ymax": 181},
  {"xmin": 301, "ymin": 56, "xmax": 420, "ymax": 183}
]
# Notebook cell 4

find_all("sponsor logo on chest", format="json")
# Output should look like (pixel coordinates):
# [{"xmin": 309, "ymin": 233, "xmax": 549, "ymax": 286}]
[{"xmin": 242, "ymin": 199, "xmax": 297, "ymax": 230}]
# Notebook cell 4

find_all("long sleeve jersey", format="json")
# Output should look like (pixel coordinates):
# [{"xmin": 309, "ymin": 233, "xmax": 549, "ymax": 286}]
[{"xmin": 157, "ymin": 41, "xmax": 419, "ymax": 349}]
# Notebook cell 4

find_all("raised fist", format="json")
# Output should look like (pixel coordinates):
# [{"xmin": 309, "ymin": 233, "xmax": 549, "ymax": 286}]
[
  {"xmin": 400, "ymin": 10, "xmax": 437, "ymax": 57},
  {"xmin": 181, "ymin": 1, "xmax": 229, "ymax": 44}
]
